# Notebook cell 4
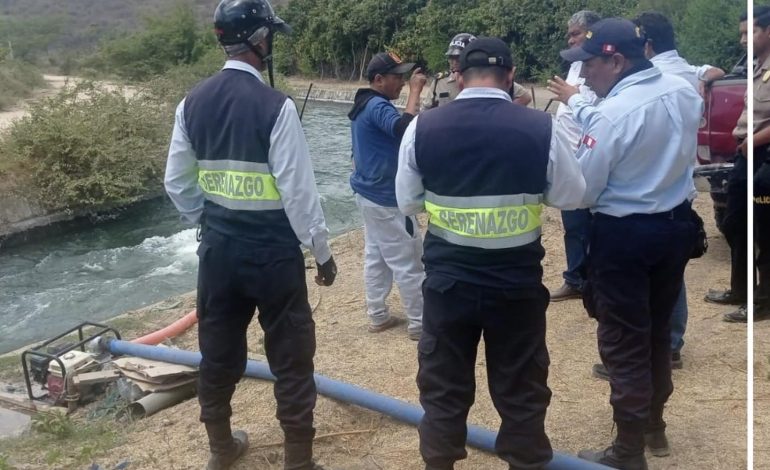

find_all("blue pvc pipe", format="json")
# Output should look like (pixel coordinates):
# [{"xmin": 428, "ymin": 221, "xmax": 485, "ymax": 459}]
[{"xmin": 107, "ymin": 339, "xmax": 610, "ymax": 470}]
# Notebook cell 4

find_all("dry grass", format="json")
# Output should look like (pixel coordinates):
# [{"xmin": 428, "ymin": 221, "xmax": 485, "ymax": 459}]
[{"xmin": 755, "ymin": 307, "xmax": 770, "ymax": 468}]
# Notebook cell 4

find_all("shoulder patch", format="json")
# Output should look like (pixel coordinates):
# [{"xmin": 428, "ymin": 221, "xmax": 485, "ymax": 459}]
[
  {"xmin": 582, "ymin": 135, "xmax": 597, "ymax": 149},
  {"xmin": 763, "ymin": 70, "xmax": 770, "ymax": 83}
]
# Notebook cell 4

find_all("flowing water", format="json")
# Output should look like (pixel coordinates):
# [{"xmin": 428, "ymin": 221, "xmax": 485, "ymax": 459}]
[{"xmin": 0, "ymin": 101, "xmax": 359, "ymax": 354}]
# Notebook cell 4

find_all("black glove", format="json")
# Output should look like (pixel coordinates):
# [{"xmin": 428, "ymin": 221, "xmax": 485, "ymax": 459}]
[{"xmin": 315, "ymin": 256, "xmax": 337, "ymax": 286}]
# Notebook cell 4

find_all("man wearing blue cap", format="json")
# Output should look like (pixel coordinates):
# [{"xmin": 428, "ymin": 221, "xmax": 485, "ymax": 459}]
[
  {"xmin": 548, "ymin": 18, "xmax": 702, "ymax": 469},
  {"xmin": 397, "ymin": 37, "xmax": 585, "ymax": 470}
]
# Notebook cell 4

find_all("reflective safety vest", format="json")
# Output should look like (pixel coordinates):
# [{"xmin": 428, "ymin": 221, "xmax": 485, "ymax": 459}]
[
  {"xmin": 183, "ymin": 68, "xmax": 299, "ymax": 246},
  {"xmin": 197, "ymin": 159, "xmax": 283, "ymax": 211},
  {"xmin": 424, "ymin": 191, "xmax": 543, "ymax": 249},
  {"xmin": 414, "ymin": 94, "xmax": 551, "ymax": 288}
]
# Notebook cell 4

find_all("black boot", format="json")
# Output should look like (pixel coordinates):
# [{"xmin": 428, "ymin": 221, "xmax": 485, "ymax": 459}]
[
  {"xmin": 204, "ymin": 421, "xmax": 249, "ymax": 470},
  {"xmin": 644, "ymin": 406, "xmax": 670, "ymax": 457},
  {"xmin": 578, "ymin": 422, "xmax": 648, "ymax": 470},
  {"xmin": 285, "ymin": 440, "xmax": 325, "ymax": 470}
]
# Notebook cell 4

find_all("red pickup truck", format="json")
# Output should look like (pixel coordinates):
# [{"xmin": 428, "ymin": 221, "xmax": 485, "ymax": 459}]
[{"xmin": 694, "ymin": 58, "xmax": 747, "ymax": 229}]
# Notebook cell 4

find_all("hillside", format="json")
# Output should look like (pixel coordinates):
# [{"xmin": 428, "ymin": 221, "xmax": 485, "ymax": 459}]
[{"xmin": 0, "ymin": 0, "xmax": 288, "ymax": 59}]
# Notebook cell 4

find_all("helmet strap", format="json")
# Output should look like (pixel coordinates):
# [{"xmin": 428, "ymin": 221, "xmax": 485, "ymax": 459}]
[{"xmin": 247, "ymin": 30, "xmax": 275, "ymax": 88}]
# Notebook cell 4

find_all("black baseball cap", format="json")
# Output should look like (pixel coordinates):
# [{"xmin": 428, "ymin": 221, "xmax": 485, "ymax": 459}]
[
  {"xmin": 366, "ymin": 52, "xmax": 415, "ymax": 81},
  {"xmin": 560, "ymin": 18, "xmax": 646, "ymax": 62},
  {"xmin": 459, "ymin": 37, "xmax": 513, "ymax": 72}
]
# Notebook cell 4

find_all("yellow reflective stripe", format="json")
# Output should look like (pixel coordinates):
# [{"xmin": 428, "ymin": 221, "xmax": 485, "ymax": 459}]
[
  {"xmin": 198, "ymin": 169, "xmax": 281, "ymax": 202},
  {"xmin": 424, "ymin": 200, "xmax": 542, "ymax": 239}
]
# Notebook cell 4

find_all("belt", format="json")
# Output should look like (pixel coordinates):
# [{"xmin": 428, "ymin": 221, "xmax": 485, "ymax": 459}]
[{"xmin": 594, "ymin": 201, "xmax": 691, "ymax": 221}]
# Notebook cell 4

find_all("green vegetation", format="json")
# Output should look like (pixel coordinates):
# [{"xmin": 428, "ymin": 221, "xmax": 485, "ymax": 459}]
[
  {"xmin": 677, "ymin": 0, "xmax": 746, "ymax": 69},
  {"xmin": 0, "ymin": 1, "xmax": 302, "ymax": 215},
  {"xmin": 276, "ymin": 0, "xmax": 746, "ymax": 81},
  {"xmin": 0, "ymin": 412, "xmax": 122, "ymax": 468},
  {"xmin": 31, "ymin": 411, "xmax": 75, "ymax": 438},
  {"xmin": 86, "ymin": 3, "xmax": 218, "ymax": 82},
  {"xmin": 0, "ymin": 82, "xmax": 168, "ymax": 211},
  {"xmin": 0, "ymin": 354, "xmax": 21, "ymax": 382},
  {"xmin": 0, "ymin": 0, "xmax": 749, "ymax": 82},
  {"xmin": 0, "ymin": 15, "xmax": 67, "ymax": 64},
  {"xmin": 0, "ymin": 1, "xmax": 213, "ymax": 70},
  {"xmin": 0, "ymin": 0, "xmax": 745, "ymax": 216},
  {"xmin": 0, "ymin": 60, "xmax": 45, "ymax": 111}
]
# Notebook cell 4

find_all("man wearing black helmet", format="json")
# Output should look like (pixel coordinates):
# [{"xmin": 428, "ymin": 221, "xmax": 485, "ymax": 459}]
[
  {"xmin": 423, "ymin": 33, "xmax": 532, "ymax": 109},
  {"xmin": 164, "ymin": 0, "xmax": 334, "ymax": 469}
]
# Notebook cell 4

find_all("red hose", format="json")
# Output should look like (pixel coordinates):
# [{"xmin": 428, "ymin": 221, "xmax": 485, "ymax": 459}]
[{"xmin": 131, "ymin": 309, "xmax": 198, "ymax": 345}]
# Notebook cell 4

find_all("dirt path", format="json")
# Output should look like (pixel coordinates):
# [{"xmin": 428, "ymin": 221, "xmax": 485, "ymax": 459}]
[
  {"xmin": 755, "ymin": 311, "xmax": 769, "ymax": 468},
  {"xmin": 0, "ymin": 75, "xmax": 71, "ymax": 131},
  {"xmin": 14, "ymin": 196, "xmax": 736, "ymax": 470},
  {"xmin": 0, "ymin": 75, "xmax": 137, "ymax": 133}
]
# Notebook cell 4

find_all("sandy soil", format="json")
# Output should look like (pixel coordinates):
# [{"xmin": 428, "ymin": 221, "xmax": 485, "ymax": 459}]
[
  {"xmin": 27, "ymin": 196, "xmax": 741, "ymax": 470},
  {"xmin": 0, "ymin": 70, "xmax": 747, "ymax": 468},
  {"xmin": 755, "ymin": 313, "xmax": 770, "ymax": 468}
]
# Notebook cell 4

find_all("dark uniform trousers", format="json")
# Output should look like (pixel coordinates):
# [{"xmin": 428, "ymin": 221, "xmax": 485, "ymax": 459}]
[
  {"xmin": 583, "ymin": 203, "xmax": 695, "ymax": 428},
  {"xmin": 723, "ymin": 155, "xmax": 748, "ymax": 298},
  {"xmin": 755, "ymin": 147, "xmax": 770, "ymax": 303},
  {"xmin": 196, "ymin": 229, "xmax": 317, "ymax": 442},
  {"xmin": 417, "ymin": 275, "xmax": 553, "ymax": 469}
]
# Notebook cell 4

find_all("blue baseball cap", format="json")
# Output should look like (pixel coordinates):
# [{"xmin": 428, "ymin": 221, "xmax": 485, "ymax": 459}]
[{"xmin": 560, "ymin": 18, "xmax": 646, "ymax": 62}]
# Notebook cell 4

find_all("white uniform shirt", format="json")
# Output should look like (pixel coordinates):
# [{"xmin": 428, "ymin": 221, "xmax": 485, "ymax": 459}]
[
  {"xmin": 396, "ymin": 87, "xmax": 586, "ymax": 216},
  {"xmin": 566, "ymin": 66, "xmax": 703, "ymax": 216},
  {"xmin": 164, "ymin": 60, "xmax": 332, "ymax": 264},
  {"xmin": 651, "ymin": 50, "xmax": 712, "ymax": 202},
  {"xmin": 553, "ymin": 61, "xmax": 598, "ymax": 154},
  {"xmin": 650, "ymin": 50, "xmax": 714, "ymax": 90}
]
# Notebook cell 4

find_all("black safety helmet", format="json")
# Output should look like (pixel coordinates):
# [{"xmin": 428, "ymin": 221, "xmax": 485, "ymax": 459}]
[
  {"xmin": 445, "ymin": 33, "xmax": 477, "ymax": 57},
  {"xmin": 214, "ymin": 0, "xmax": 291, "ymax": 47}
]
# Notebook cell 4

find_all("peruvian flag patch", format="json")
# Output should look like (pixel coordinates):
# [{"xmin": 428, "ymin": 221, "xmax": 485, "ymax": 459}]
[
  {"xmin": 583, "ymin": 135, "xmax": 597, "ymax": 148},
  {"xmin": 602, "ymin": 44, "xmax": 616, "ymax": 54}
]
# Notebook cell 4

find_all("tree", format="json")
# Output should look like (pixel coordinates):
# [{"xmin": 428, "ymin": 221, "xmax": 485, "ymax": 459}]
[
  {"xmin": 89, "ymin": 3, "xmax": 216, "ymax": 81},
  {"xmin": 677, "ymin": 0, "xmax": 744, "ymax": 70},
  {"xmin": 0, "ymin": 15, "xmax": 68, "ymax": 63}
]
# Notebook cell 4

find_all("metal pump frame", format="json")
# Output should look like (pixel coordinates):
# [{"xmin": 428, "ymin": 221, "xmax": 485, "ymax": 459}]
[{"xmin": 21, "ymin": 322, "xmax": 121, "ymax": 401}]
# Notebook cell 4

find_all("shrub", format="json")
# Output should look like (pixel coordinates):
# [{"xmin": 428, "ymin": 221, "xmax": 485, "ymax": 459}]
[
  {"xmin": 87, "ymin": 3, "xmax": 216, "ymax": 82},
  {"xmin": 31, "ymin": 412, "xmax": 74, "ymax": 439},
  {"xmin": 0, "ymin": 59, "xmax": 45, "ymax": 111},
  {"xmin": 0, "ymin": 81, "xmax": 168, "ymax": 211}
]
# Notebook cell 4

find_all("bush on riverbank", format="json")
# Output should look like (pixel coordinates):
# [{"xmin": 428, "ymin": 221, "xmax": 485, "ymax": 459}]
[
  {"xmin": 0, "ymin": 82, "xmax": 168, "ymax": 211},
  {"xmin": 0, "ymin": 2, "xmax": 294, "ymax": 219},
  {"xmin": 0, "ymin": 60, "xmax": 45, "ymax": 111}
]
